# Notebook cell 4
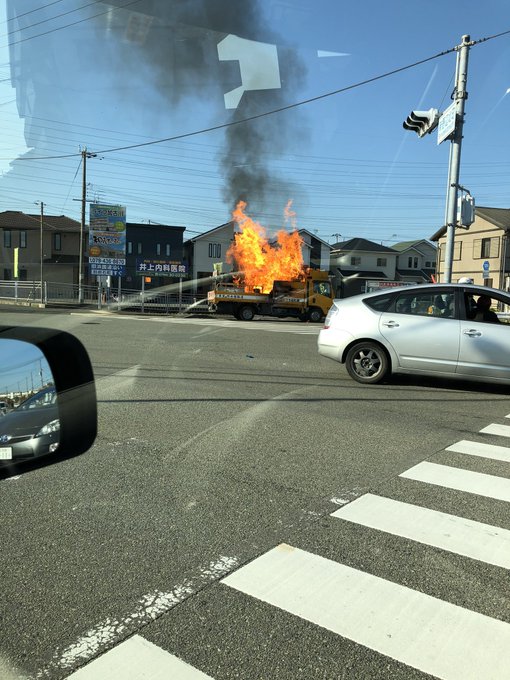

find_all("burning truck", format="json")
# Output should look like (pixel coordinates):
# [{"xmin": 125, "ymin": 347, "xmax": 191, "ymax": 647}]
[{"xmin": 207, "ymin": 202, "xmax": 334, "ymax": 322}]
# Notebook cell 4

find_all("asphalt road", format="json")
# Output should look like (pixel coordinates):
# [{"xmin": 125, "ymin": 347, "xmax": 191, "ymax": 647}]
[{"xmin": 1, "ymin": 308, "xmax": 510, "ymax": 680}]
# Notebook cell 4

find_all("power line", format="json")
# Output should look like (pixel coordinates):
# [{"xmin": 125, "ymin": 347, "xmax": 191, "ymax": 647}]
[
  {"xmin": 0, "ymin": 0, "xmax": 105, "ymax": 41},
  {"xmin": 6, "ymin": 28, "xmax": 509, "ymax": 163},
  {"xmin": 1, "ymin": 0, "xmax": 67, "ymax": 26},
  {"xmin": 1, "ymin": 0, "xmax": 143, "ymax": 49}
]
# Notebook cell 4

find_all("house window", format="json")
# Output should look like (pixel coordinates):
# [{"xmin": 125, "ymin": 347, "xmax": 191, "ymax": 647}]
[
  {"xmin": 19, "ymin": 269, "xmax": 27, "ymax": 281},
  {"xmin": 127, "ymin": 242, "xmax": 133, "ymax": 254},
  {"xmin": 4, "ymin": 268, "xmax": 11, "ymax": 280},
  {"xmin": 413, "ymin": 257, "xmax": 419, "ymax": 268},
  {"xmin": 474, "ymin": 237, "xmax": 499, "ymax": 259},
  {"xmin": 156, "ymin": 243, "xmax": 161, "ymax": 255},
  {"xmin": 19, "ymin": 231, "xmax": 27, "ymax": 248},
  {"xmin": 350, "ymin": 256, "xmax": 361, "ymax": 266},
  {"xmin": 408, "ymin": 256, "xmax": 412, "ymax": 268},
  {"xmin": 208, "ymin": 243, "xmax": 221, "ymax": 258},
  {"xmin": 137, "ymin": 243, "xmax": 142, "ymax": 255},
  {"xmin": 165, "ymin": 244, "xmax": 171, "ymax": 256},
  {"xmin": 425, "ymin": 261, "xmax": 432, "ymax": 268},
  {"xmin": 3, "ymin": 230, "xmax": 11, "ymax": 248},
  {"xmin": 53, "ymin": 233, "xmax": 61, "ymax": 251},
  {"xmin": 377, "ymin": 258, "xmax": 387, "ymax": 267},
  {"xmin": 453, "ymin": 242, "xmax": 462, "ymax": 260}
]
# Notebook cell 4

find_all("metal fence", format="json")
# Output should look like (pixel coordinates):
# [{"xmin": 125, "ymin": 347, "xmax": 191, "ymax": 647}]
[{"xmin": 0, "ymin": 280, "xmax": 209, "ymax": 314}]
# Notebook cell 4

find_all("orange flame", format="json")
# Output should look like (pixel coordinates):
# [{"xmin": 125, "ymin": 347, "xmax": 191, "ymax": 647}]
[{"xmin": 227, "ymin": 201, "xmax": 304, "ymax": 293}]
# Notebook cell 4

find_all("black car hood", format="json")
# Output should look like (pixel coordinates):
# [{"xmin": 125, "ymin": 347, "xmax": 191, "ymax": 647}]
[{"xmin": 0, "ymin": 405, "xmax": 59, "ymax": 437}]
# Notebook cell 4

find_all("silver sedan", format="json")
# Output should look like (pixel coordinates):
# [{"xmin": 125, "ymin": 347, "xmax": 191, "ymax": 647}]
[{"xmin": 318, "ymin": 283, "xmax": 510, "ymax": 385}]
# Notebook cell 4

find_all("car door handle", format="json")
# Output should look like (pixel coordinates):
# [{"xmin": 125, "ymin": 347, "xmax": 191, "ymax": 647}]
[
  {"xmin": 463, "ymin": 329, "xmax": 482, "ymax": 337},
  {"xmin": 382, "ymin": 321, "xmax": 400, "ymax": 328}
]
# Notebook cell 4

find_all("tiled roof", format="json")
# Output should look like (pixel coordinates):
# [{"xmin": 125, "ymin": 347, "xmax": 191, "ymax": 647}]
[
  {"xmin": 331, "ymin": 237, "xmax": 396, "ymax": 253},
  {"xmin": 430, "ymin": 206, "xmax": 510, "ymax": 240},
  {"xmin": 392, "ymin": 239, "xmax": 435, "ymax": 252},
  {"xmin": 0, "ymin": 211, "xmax": 81, "ymax": 232}
]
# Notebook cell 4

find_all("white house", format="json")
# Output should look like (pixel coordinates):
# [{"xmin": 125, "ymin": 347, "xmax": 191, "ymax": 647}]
[
  {"xmin": 183, "ymin": 222, "xmax": 235, "ymax": 296},
  {"xmin": 330, "ymin": 237, "xmax": 399, "ymax": 297},
  {"xmin": 297, "ymin": 229, "xmax": 332, "ymax": 271},
  {"xmin": 392, "ymin": 239, "xmax": 437, "ymax": 283}
]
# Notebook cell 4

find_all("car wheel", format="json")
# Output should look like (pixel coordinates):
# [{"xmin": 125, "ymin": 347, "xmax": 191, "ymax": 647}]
[
  {"xmin": 345, "ymin": 342, "xmax": 389, "ymax": 384},
  {"xmin": 238, "ymin": 305, "xmax": 255, "ymax": 321},
  {"xmin": 308, "ymin": 308, "xmax": 323, "ymax": 323}
]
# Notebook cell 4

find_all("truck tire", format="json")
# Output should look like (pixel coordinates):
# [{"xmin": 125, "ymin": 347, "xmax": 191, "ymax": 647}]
[
  {"xmin": 238, "ymin": 305, "xmax": 255, "ymax": 321},
  {"xmin": 308, "ymin": 308, "xmax": 323, "ymax": 323}
]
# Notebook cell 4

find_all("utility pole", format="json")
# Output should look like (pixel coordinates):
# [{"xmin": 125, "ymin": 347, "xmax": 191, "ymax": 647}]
[
  {"xmin": 39, "ymin": 201, "xmax": 44, "ymax": 303},
  {"xmin": 443, "ymin": 35, "xmax": 472, "ymax": 283},
  {"xmin": 79, "ymin": 148, "xmax": 97, "ymax": 304}
]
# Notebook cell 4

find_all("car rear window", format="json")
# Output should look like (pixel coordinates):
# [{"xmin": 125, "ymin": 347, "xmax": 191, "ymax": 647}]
[{"xmin": 363, "ymin": 294, "xmax": 394, "ymax": 312}]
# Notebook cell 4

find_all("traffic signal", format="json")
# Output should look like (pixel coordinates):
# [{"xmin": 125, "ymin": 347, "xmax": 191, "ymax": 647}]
[{"xmin": 403, "ymin": 108, "xmax": 440, "ymax": 137}]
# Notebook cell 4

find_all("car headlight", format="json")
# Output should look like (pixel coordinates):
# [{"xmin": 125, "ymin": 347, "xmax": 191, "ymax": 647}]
[{"xmin": 36, "ymin": 419, "xmax": 60, "ymax": 437}]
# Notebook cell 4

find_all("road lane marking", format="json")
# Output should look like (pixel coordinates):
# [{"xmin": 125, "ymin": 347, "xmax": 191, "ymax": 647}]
[
  {"xmin": 480, "ymin": 424, "xmax": 510, "ymax": 438},
  {"xmin": 446, "ymin": 440, "xmax": 510, "ymax": 463},
  {"xmin": 71, "ymin": 313, "xmax": 320, "ymax": 334},
  {"xmin": 222, "ymin": 543, "xmax": 510, "ymax": 680},
  {"xmin": 331, "ymin": 493, "xmax": 510, "ymax": 569},
  {"xmin": 400, "ymin": 462, "xmax": 510, "ymax": 503},
  {"xmin": 65, "ymin": 635, "xmax": 213, "ymax": 679},
  {"xmin": 38, "ymin": 556, "xmax": 238, "ymax": 678}
]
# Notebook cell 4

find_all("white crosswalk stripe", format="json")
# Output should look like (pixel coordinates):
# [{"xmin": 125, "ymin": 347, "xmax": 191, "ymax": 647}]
[
  {"xmin": 64, "ymin": 419, "xmax": 510, "ymax": 680},
  {"xmin": 400, "ymin": 461, "xmax": 510, "ymax": 502},
  {"xmin": 66, "ymin": 635, "xmax": 214, "ymax": 679},
  {"xmin": 479, "ymin": 423, "xmax": 510, "ymax": 438},
  {"xmin": 446, "ymin": 439, "xmax": 510, "ymax": 462},
  {"xmin": 331, "ymin": 493, "xmax": 510, "ymax": 569},
  {"xmin": 222, "ymin": 543, "xmax": 510, "ymax": 680}
]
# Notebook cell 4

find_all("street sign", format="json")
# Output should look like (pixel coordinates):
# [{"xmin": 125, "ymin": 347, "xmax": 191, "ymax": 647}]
[
  {"xmin": 483, "ymin": 260, "xmax": 490, "ymax": 271},
  {"xmin": 437, "ymin": 102, "xmax": 457, "ymax": 145}
]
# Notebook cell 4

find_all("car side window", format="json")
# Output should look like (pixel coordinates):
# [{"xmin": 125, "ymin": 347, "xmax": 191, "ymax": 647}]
[
  {"xmin": 395, "ymin": 292, "xmax": 455, "ymax": 318},
  {"xmin": 363, "ymin": 294, "xmax": 394, "ymax": 312},
  {"xmin": 463, "ymin": 292, "xmax": 509, "ymax": 325}
]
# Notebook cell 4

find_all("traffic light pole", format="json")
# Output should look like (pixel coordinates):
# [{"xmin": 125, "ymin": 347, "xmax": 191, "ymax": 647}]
[{"xmin": 443, "ymin": 35, "xmax": 471, "ymax": 283}]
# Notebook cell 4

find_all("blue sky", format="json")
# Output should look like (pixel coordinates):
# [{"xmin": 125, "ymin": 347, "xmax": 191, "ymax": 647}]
[
  {"xmin": 0, "ymin": 339, "xmax": 52, "ymax": 394},
  {"xmin": 0, "ymin": 0, "xmax": 508, "ymax": 245}
]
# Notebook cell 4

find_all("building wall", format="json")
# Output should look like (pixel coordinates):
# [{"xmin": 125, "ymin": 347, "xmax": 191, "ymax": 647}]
[
  {"xmin": 397, "ymin": 243, "xmax": 436, "ymax": 271},
  {"xmin": 124, "ymin": 224, "xmax": 185, "ymax": 288},
  {"xmin": 332, "ymin": 251, "xmax": 397, "ymax": 279},
  {"xmin": 1, "ymin": 227, "xmax": 80, "ymax": 284},
  {"xmin": 186, "ymin": 224, "xmax": 235, "ymax": 295},
  {"xmin": 435, "ymin": 216, "xmax": 508, "ymax": 288}
]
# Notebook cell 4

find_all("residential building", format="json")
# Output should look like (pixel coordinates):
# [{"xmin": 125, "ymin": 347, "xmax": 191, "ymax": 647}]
[
  {"xmin": 0, "ymin": 210, "xmax": 82, "ymax": 285},
  {"xmin": 124, "ymin": 222, "xmax": 186, "ymax": 289},
  {"xmin": 392, "ymin": 239, "xmax": 437, "ymax": 283},
  {"xmin": 330, "ymin": 238, "xmax": 399, "ymax": 297},
  {"xmin": 297, "ymin": 229, "xmax": 332, "ymax": 271},
  {"xmin": 184, "ymin": 223, "xmax": 235, "ymax": 297},
  {"xmin": 430, "ymin": 207, "xmax": 510, "ymax": 289}
]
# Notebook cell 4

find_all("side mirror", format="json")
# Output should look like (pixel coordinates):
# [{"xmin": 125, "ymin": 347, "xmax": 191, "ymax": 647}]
[{"xmin": 0, "ymin": 326, "xmax": 96, "ymax": 476}]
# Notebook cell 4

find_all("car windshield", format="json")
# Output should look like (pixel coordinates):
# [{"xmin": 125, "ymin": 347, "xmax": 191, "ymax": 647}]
[
  {"xmin": 1, "ymin": 2, "xmax": 510, "ymax": 679},
  {"xmin": 18, "ymin": 389, "xmax": 57, "ymax": 410}
]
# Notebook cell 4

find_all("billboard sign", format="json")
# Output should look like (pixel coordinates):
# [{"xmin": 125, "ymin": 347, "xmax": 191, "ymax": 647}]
[
  {"xmin": 89, "ymin": 204, "xmax": 126, "ymax": 276},
  {"xmin": 135, "ymin": 259, "xmax": 188, "ymax": 277}
]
